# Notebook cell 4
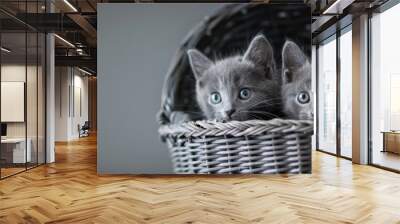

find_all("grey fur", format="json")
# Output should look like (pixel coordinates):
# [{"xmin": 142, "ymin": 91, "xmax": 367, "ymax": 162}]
[
  {"xmin": 281, "ymin": 40, "xmax": 313, "ymax": 120},
  {"xmin": 187, "ymin": 35, "xmax": 282, "ymax": 121},
  {"xmin": 187, "ymin": 49, "xmax": 213, "ymax": 79}
]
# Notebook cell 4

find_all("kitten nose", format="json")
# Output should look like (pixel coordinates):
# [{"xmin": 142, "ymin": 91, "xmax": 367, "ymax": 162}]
[{"xmin": 225, "ymin": 109, "xmax": 236, "ymax": 118}]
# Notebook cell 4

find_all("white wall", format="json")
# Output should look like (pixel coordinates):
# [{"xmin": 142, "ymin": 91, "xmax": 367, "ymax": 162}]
[
  {"xmin": 55, "ymin": 67, "xmax": 69, "ymax": 141},
  {"xmin": 55, "ymin": 67, "xmax": 89, "ymax": 141},
  {"xmin": 71, "ymin": 73, "xmax": 89, "ymax": 138},
  {"xmin": 1, "ymin": 65, "xmax": 39, "ymax": 138},
  {"xmin": 1, "ymin": 65, "xmax": 28, "ymax": 141},
  {"xmin": 1, "ymin": 63, "xmax": 46, "ymax": 164}
]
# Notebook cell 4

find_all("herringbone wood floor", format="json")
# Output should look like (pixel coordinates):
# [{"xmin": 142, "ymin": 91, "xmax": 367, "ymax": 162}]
[{"xmin": 1, "ymin": 135, "xmax": 400, "ymax": 224}]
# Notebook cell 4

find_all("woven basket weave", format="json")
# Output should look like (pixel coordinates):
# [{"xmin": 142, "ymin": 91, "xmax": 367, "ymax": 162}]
[
  {"xmin": 159, "ymin": 119, "xmax": 312, "ymax": 174},
  {"xmin": 158, "ymin": 3, "xmax": 312, "ymax": 174}
]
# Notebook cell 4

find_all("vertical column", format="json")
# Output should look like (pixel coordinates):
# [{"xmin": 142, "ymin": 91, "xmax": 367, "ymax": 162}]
[
  {"xmin": 336, "ymin": 30, "xmax": 341, "ymax": 157},
  {"xmin": 46, "ymin": 1, "xmax": 55, "ymax": 163},
  {"xmin": 352, "ymin": 14, "xmax": 369, "ymax": 164}
]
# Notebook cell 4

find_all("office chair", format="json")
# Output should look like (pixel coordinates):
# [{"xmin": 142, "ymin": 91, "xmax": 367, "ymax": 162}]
[{"xmin": 79, "ymin": 121, "xmax": 90, "ymax": 138}]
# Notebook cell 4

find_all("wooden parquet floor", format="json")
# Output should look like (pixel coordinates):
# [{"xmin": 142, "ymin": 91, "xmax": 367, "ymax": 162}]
[{"xmin": 1, "ymin": 135, "xmax": 400, "ymax": 224}]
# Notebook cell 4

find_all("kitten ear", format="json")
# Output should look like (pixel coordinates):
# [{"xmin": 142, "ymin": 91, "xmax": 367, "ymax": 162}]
[
  {"xmin": 187, "ymin": 49, "xmax": 212, "ymax": 79},
  {"xmin": 243, "ymin": 35, "xmax": 274, "ymax": 69},
  {"xmin": 282, "ymin": 40, "xmax": 308, "ymax": 84}
]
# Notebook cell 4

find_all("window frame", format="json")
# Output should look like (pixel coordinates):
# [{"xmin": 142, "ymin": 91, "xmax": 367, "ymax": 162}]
[{"xmin": 315, "ymin": 24, "xmax": 353, "ymax": 161}]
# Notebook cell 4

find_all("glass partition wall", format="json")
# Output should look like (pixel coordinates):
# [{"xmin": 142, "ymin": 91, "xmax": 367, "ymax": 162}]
[
  {"xmin": 316, "ymin": 26, "xmax": 352, "ymax": 159},
  {"xmin": 0, "ymin": 4, "xmax": 46, "ymax": 179},
  {"xmin": 0, "ymin": 31, "xmax": 27, "ymax": 177}
]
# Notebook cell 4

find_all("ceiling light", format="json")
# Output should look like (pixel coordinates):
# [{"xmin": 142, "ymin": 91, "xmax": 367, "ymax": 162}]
[
  {"xmin": 76, "ymin": 48, "xmax": 84, "ymax": 55},
  {"xmin": 322, "ymin": 0, "xmax": 340, "ymax": 14},
  {"xmin": 63, "ymin": 0, "xmax": 78, "ymax": 12},
  {"xmin": 78, "ymin": 67, "xmax": 92, "ymax": 76},
  {"xmin": 1, "ymin": 47, "xmax": 11, "ymax": 53},
  {"xmin": 323, "ymin": 0, "xmax": 355, "ymax": 15},
  {"xmin": 54, "ymin": 34, "xmax": 75, "ymax": 48}
]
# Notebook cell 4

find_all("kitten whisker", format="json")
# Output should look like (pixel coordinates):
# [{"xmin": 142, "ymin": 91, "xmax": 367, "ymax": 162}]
[
  {"xmin": 247, "ymin": 103, "xmax": 283, "ymax": 110},
  {"xmin": 246, "ymin": 98, "xmax": 282, "ymax": 107}
]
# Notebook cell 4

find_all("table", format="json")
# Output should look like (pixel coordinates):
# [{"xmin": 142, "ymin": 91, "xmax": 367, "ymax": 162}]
[
  {"xmin": 1, "ymin": 138, "xmax": 32, "ymax": 163},
  {"xmin": 382, "ymin": 131, "xmax": 400, "ymax": 155}
]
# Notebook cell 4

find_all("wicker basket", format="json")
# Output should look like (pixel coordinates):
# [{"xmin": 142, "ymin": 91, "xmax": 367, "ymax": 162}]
[
  {"xmin": 159, "ymin": 119, "xmax": 312, "ymax": 174},
  {"xmin": 158, "ymin": 4, "xmax": 313, "ymax": 174}
]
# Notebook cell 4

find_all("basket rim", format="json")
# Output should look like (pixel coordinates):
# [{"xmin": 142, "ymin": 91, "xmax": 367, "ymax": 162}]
[{"xmin": 159, "ymin": 118, "xmax": 313, "ymax": 138}]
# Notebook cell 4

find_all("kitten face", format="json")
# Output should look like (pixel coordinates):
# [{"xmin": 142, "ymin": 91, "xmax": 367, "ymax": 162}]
[
  {"xmin": 281, "ymin": 40, "xmax": 313, "ymax": 120},
  {"xmin": 187, "ymin": 35, "xmax": 281, "ymax": 121}
]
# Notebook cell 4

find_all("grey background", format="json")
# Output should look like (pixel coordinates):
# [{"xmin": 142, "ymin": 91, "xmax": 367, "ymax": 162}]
[{"xmin": 97, "ymin": 3, "xmax": 221, "ymax": 174}]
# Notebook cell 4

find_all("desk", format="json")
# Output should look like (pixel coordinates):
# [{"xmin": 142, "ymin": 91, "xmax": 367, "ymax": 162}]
[
  {"xmin": 1, "ymin": 138, "xmax": 31, "ymax": 163},
  {"xmin": 382, "ymin": 131, "xmax": 400, "ymax": 155}
]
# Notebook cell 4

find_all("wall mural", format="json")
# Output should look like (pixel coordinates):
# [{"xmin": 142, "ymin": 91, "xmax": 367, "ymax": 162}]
[{"xmin": 157, "ymin": 3, "xmax": 313, "ymax": 174}]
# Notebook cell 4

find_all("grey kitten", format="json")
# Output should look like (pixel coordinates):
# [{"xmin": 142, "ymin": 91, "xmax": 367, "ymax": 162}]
[
  {"xmin": 187, "ymin": 35, "xmax": 282, "ymax": 121},
  {"xmin": 281, "ymin": 40, "xmax": 313, "ymax": 120}
]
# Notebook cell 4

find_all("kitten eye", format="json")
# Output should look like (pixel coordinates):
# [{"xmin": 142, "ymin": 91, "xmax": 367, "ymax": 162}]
[
  {"xmin": 210, "ymin": 92, "xmax": 222, "ymax": 104},
  {"xmin": 239, "ymin": 88, "xmax": 251, "ymax": 100},
  {"xmin": 297, "ymin": 91, "xmax": 310, "ymax": 104}
]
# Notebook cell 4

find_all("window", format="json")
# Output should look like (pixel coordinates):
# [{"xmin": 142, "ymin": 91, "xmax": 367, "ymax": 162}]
[
  {"xmin": 317, "ymin": 36, "xmax": 337, "ymax": 154},
  {"xmin": 339, "ymin": 28, "xmax": 352, "ymax": 158},
  {"xmin": 370, "ymin": 3, "xmax": 400, "ymax": 171}
]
